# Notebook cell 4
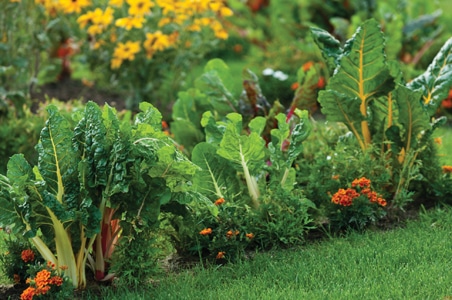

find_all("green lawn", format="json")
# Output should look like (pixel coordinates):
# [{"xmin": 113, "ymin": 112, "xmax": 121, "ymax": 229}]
[{"xmin": 71, "ymin": 206, "xmax": 452, "ymax": 300}]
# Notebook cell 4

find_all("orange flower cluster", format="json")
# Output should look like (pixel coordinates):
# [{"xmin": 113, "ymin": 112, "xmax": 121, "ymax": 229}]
[
  {"xmin": 20, "ymin": 262, "xmax": 65, "ymax": 300},
  {"xmin": 331, "ymin": 188, "xmax": 360, "ymax": 206},
  {"xmin": 21, "ymin": 249, "xmax": 35, "ymax": 263},
  {"xmin": 332, "ymin": 177, "xmax": 387, "ymax": 207},
  {"xmin": 214, "ymin": 198, "xmax": 225, "ymax": 205},
  {"xmin": 351, "ymin": 177, "xmax": 371, "ymax": 188},
  {"xmin": 199, "ymin": 228, "xmax": 212, "ymax": 235},
  {"xmin": 442, "ymin": 166, "xmax": 452, "ymax": 174},
  {"xmin": 245, "ymin": 233, "xmax": 254, "ymax": 240},
  {"xmin": 216, "ymin": 251, "xmax": 226, "ymax": 259}
]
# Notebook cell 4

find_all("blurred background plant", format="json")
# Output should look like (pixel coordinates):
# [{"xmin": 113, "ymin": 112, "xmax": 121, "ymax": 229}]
[{"xmin": 31, "ymin": 0, "xmax": 234, "ymax": 113}]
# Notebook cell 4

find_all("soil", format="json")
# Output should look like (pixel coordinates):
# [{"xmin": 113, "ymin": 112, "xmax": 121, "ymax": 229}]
[{"xmin": 30, "ymin": 78, "xmax": 128, "ymax": 112}]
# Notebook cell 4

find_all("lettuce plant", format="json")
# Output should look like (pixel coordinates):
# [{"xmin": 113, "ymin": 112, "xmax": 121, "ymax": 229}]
[
  {"xmin": 311, "ymin": 18, "xmax": 451, "ymax": 205},
  {"xmin": 0, "ymin": 101, "xmax": 198, "ymax": 288}
]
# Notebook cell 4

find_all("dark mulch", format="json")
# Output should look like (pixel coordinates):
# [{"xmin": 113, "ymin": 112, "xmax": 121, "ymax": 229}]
[{"xmin": 30, "ymin": 78, "xmax": 128, "ymax": 112}]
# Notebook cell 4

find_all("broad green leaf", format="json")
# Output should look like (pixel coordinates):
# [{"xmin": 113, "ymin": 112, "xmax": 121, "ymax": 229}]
[
  {"xmin": 192, "ymin": 142, "xmax": 241, "ymax": 200},
  {"xmin": 310, "ymin": 26, "xmax": 343, "ymax": 73},
  {"xmin": 203, "ymin": 58, "xmax": 236, "ymax": 92},
  {"xmin": 36, "ymin": 105, "xmax": 79, "ymax": 204},
  {"xmin": 393, "ymin": 85, "xmax": 431, "ymax": 153},
  {"xmin": 407, "ymin": 37, "xmax": 452, "ymax": 116},
  {"xmin": 216, "ymin": 113, "xmax": 267, "ymax": 207},
  {"xmin": 318, "ymin": 19, "xmax": 394, "ymax": 149},
  {"xmin": 318, "ymin": 90, "xmax": 366, "ymax": 149},
  {"xmin": 195, "ymin": 60, "xmax": 238, "ymax": 115},
  {"xmin": 217, "ymin": 113, "xmax": 267, "ymax": 174}
]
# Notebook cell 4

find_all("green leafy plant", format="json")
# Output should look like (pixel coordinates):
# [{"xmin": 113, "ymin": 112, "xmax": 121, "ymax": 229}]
[
  {"xmin": 311, "ymin": 18, "xmax": 451, "ymax": 207},
  {"xmin": 0, "ymin": 101, "xmax": 198, "ymax": 288}
]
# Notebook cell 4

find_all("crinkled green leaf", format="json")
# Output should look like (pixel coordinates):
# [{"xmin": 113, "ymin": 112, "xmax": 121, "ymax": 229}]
[
  {"xmin": 407, "ymin": 37, "xmax": 452, "ymax": 116},
  {"xmin": 147, "ymin": 144, "xmax": 199, "ymax": 192},
  {"xmin": 135, "ymin": 101, "xmax": 163, "ymax": 129},
  {"xmin": 310, "ymin": 26, "xmax": 343, "ymax": 73},
  {"xmin": 36, "ymin": 105, "xmax": 79, "ymax": 204},
  {"xmin": 192, "ymin": 142, "xmax": 241, "ymax": 200},
  {"xmin": 287, "ymin": 109, "xmax": 312, "ymax": 163}
]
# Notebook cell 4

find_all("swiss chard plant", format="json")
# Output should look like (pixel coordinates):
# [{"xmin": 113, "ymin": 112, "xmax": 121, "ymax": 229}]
[
  {"xmin": 193, "ymin": 108, "xmax": 312, "ymax": 209},
  {"xmin": 0, "ymin": 101, "xmax": 198, "ymax": 288},
  {"xmin": 311, "ymin": 18, "xmax": 452, "ymax": 205}
]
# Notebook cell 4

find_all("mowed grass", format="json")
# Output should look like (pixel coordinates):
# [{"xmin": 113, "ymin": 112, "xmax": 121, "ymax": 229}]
[{"xmin": 79, "ymin": 206, "xmax": 452, "ymax": 300}]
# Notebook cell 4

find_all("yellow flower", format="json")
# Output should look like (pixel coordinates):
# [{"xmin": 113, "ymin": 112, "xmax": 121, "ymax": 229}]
[
  {"xmin": 113, "ymin": 41, "xmax": 140, "ymax": 61},
  {"xmin": 10, "ymin": 0, "xmax": 21, "ymax": 3},
  {"xmin": 109, "ymin": 0, "xmax": 123, "ymax": 6},
  {"xmin": 87, "ymin": 24, "xmax": 103, "ymax": 35},
  {"xmin": 220, "ymin": 6, "xmax": 233, "ymax": 17},
  {"xmin": 143, "ymin": 31, "xmax": 173, "ymax": 58},
  {"xmin": 127, "ymin": 0, "xmax": 154, "ymax": 16},
  {"xmin": 214, "ymin": 29, "xmax": 228, "ymax": 40},
  {"xmin": 77, "ymin": 10, "xmax": 96, "ymax": 28},
  {"xmin": 115, "ymin": 16, "xmax": 145, "ymax": 30},
  {"xmin": 59, "ymin": 0, "xmax": 91, "ymax": 14},
  {"xmin": 95, "ymin": 7, "xmax": 114, "ymax": 26},
  {"xmin": 111, "ymin": 57, "xmax": 123, "ymax": 69}
]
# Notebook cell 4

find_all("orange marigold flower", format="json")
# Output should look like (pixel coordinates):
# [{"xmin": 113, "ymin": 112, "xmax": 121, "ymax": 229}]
[
  {"xmin": 20, "ymin": 287, "xmax": 35, "ymax": 300},
  {"xmin": 442, "ymin": 166, "xmax": 452, "ymax": 174},
  {"xmin": 226, "ymin": 230, "xmax": 233, "ymax": 238},
  {"xmin": 214, "ymin": 198, "xmax": 225, "ymax": 205},
  {"xmin": 21, "ymin": 249, "xmax": 35, "ymax": 263},
  {"xmin": 331, "ymin": 174, "xmax": 340, "ymax": 180},
  {"xmin": 291, "ymin": 82, "xmax": 299, "ymax": 91},
  {"xmin": 35, "ymin": 284, "xmax": 51, "ymax": 296},
  {"xmin": 434, "ymin": 137, "xmax": 442, "ymax": 145},
  {"xmin": 377, "ymin": 198, "xmax": 387, "ymax": 207},
  {"xmin": 351, "ymin": 177, "xmax": 371, "ymax": 188},
  {"xmin": 246, "ymin": 233, "xmax": 254, "ymax": 239},
  {"xmin": 50, "ymin": 276, "xmax": 64, "ymax": 286},
  {"xmin": 216, "ymin": 251, "xmax": 226, "ymax": 259},
  {"xmin": 331, "ymin": 188, "xmax": 359, "ymax": 206},
  {"xmin": 35, "ymin": 269, "xmax": 51, "ymax": 288},
  {"xmin": 199, "ymin": 228, "xmax": 212, "ymax": 235}
]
